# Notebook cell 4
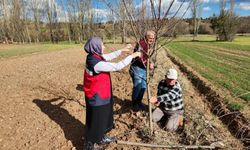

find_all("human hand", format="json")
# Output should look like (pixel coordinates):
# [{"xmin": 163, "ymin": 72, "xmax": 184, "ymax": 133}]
[
  {"xmin": 150, "ymin": 63, "xmax": 154, "ymax": 70},
  {"xmin": 122, "ymin": 44, "xmax": 132, "ymax": 52},
  {"xmin": 150, "ymin": 96, "xmax": 159, "ymax": 105},
  {"xmin": 131, "ymin": 51, "xmax": 141, "ymax": 58},
  {"xmin": 178, "ymin": 115, "xmax": 184, "ymax": 127}
]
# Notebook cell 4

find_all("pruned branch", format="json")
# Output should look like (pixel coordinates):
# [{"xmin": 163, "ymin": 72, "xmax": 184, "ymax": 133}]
[{"xmin": 117, "ymin": 140, "xmax": 220, "ymax": 149}]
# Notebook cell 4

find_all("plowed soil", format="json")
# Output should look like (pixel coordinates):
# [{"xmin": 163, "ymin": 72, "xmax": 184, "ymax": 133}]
[{"xmin": 0, "ymin": 44, "xmax": 245, "ymax": 150}]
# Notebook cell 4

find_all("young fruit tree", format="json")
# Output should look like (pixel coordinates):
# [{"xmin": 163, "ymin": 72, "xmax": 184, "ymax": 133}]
[{"xmin": 102, "ymin": 0, "xmax": 190, "ymax": 134}]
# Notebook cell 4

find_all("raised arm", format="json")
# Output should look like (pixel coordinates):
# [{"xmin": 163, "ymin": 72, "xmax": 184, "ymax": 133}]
[
  {"xmin": 102, "ymin": 50, "xmax": 122, "ymax": 61},
  {"xmin": 94, "ymin": 52, "xmax": 141, "ymax": 73},
  {"xmin": 102, "ymin": 44, "xmax": 132, "ymax": 61}
]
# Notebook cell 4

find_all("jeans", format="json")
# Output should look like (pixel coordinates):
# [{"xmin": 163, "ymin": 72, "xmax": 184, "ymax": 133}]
[{"xmin": 129, "ymin": 65, "xmax": 147, "ymax": 105}]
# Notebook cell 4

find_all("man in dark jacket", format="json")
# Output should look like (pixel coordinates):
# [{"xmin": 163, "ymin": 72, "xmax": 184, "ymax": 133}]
[{"xmin": 129, "ymin": 30, "xmax": 155, "ymax": 111}]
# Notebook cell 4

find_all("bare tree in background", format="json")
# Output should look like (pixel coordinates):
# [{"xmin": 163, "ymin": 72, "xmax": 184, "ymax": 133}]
[
  {"xmin": 45, "ymin": 0, "xmax": 53, "ymax": 43},
  {"xmin": 119, "ymin": 1, "xmax": 127, "ymax": 43},
  {"xmin": 67, "ymin": 0, "xmax": 79, "ymax": 43},
  {"xmin": 31, "ymin": 0, "xmax": 42, "ymax": 43},
  {"xmin": 58, "ymin": 0, "xmax": 94, "ymax": 43},
  {"xmin": 105, "ymin": 9, "xmax": 117, "ymax": 43},
  {"xmin": 3, "ymin": 0, "xmax": 42, "ymax": 43},
  {"xmin": 58, "ymin": 0, "xmax": 70, "ymax": 43},
  {"xmin": 78, "ymin": 0, "xmax": 85, "ymax": 42},
  {"xmin": 0, "ymin": 0, "xmax": 248, "ymax": 44},
  {"xmin": 0, "ymin": 0, "xmax": 3, "ymax": 42},
  {"xmin": 10, "ymin": 0, "xmax": 24, "ymax": 43},
  {"xmin": 190, "ymin": 0, "xmax": 203, "ymax": 41},
  {"xmin": 0, "ymin": 0, "xmax": 11, "ymax": 43},
  {"xmin": 21, "ymin": 0, "xmax": 32, "ymax": 43},
  {"xmin": 45, "ymin": 0, "xmax": 59, "ymax": 43},
  {"xmin": 112, "ymin": 11, "xmax": 116, "ymax": 44},
  {"xmin": 86, "ymin": 0, "xmax": 94, "ymax": 39},
  {"xmin": 238, "ymin": 16, "xmax": 250, "ymax": 35},
  {"xmin": 70, "ymin": 0, "xmax": 93, "ymax": 42},
  {"xmin": 102, "ymin": 0, "xmax": 128, "ymax": 43}
]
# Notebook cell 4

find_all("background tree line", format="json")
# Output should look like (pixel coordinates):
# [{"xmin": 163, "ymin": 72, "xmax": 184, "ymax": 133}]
[{"xmin": 0, "ymin": 0, "xmax": 249, "ymax": 44}]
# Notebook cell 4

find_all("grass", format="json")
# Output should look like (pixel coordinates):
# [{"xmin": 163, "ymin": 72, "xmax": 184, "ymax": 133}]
[
  {"xmin": 228, "ymin": 102, "xmax": 245, "ymax": 110},
  {"xmin": 166, "ymin": 35, "xmax": 250, "ymax": 104},
  {"xmin": 175, "ymin": 35, "xmax": 250, "ymax": 51},
  {"xmin": 0, "ymin": 43, "xmax": 80, "ymax": 58}
]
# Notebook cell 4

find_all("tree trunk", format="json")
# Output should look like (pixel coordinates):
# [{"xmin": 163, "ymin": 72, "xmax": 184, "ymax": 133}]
[
  {"xmin": 113, "ymin": 20, "xmax": 116, "ymax": 44},
  {"xmin": 26, "ymin": 25, "xmax": 31, "ymax": 43},
  {"xmin": 147, "ymin": 48, "xmax": 153, "ymax": 135},
  {"xmin": 122, "ymin": 20, "xmax": 126, "ymax": 43}
]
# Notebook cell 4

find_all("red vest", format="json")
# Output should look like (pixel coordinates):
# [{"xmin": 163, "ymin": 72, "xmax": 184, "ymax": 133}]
[
  {"xmin": 83, "ymin": 54, "xmax": 111, "ymax": 106},
  {"xmin": 133, "ymin": 39, "xmax": 149, "ymax": 68}
]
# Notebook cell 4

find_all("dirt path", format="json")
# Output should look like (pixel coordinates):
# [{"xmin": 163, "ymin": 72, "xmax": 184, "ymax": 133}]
[{"xmin": 0, "ymin": 46, "xmax": 245, "ymax": 150}]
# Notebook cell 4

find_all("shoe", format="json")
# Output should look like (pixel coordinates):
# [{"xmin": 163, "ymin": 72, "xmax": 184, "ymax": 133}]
[
  {"xmin": 133, "ymin": 103, "xmax": 146, "ymax": 112},
  {"xmin": 132, "ymin": 103, "xmax": 140, "ymax": 112},
  {"xmin": 83, "ymin": 141, "xmax": 94, "ymax": 150},
  {"xmin": 97, "ymin": 135, "xmax": 116, "ymax": 145},
  {"xmin": 138, "ymin": 103, "xmax": 146, "ymax": 109}
]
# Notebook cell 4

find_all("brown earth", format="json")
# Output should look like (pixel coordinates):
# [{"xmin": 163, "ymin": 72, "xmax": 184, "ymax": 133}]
[{"xmin": 0, "ymin": 44, "xmax": 246, "ymax": 150}]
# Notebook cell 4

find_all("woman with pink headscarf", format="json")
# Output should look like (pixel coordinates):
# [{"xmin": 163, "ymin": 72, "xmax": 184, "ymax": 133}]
[{"xmin": 83, "ymin": 37, "xmax": 140, "ymax": 149}]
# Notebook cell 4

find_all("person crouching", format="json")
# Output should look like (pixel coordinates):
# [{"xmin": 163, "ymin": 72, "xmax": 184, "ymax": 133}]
[{"xmin": 150, "ymin": 68, "xmax": 184, "ymax": 131}]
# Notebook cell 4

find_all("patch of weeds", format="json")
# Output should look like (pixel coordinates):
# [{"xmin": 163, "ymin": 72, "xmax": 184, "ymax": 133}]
[
  {"xmin": 136, "ymin": 128, "xmax": 153, "ymax": 143},
  {"xmin": 240, "ymin": 93, "xmax": 250, "ymax": 102},
  {"xmin": 224, "ymin": 97, "xmax": 230, "ymax": 104},
  {"xmin": 228, "ymin": 102, "xmax": 244, "ymax": 111}
]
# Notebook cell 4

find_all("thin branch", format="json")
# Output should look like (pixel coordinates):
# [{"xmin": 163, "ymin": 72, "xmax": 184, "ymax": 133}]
[
  {"xmin": 158, "ymin": 0, "xmax": 162, "ymax": 21},
  {"xmin": 102, "ymin": 0, "xmax": 122, "ymax": 20},
  {"xmin": 117, "ymin": 140, "xmax": 218, "ymax": 149},
  {"xmin": 159, "ymin": 1, "xmax": 189, "ymax": 36},
  {"xmin": 149, "ymin": 0, "xmax": 156, "ymax": 18},
  {"xmin": 158, "ymin": 0, "xmax": 186, "ymax": 33},
  {"xmin": 122, "ymin": 0, "xmax": 141, "ymax": 40},
  {"xmin": 162, "ymin": 0, "xmax": 175, "ymax": 20}
]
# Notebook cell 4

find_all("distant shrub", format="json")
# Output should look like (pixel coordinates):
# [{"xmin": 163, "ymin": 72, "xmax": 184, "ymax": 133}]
[
  {"xmin": 210, "ymin": 2, "xmax": 239, "ymax": 42},
  {"xmin": 199, "ymin": 23, "xmax": 213, "ymax": 34}
]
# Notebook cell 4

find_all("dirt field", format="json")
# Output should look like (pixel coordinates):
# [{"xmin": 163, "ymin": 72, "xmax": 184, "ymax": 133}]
[{"xmin": 0, "ymin": 45, "xmax": 246, "ymax": 150}]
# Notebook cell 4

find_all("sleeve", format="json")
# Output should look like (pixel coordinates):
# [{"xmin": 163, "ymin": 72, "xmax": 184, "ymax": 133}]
[
  {"xmin": 133, "ymin": 43, "xmax": 139, "ymax": 52},
  {"xmin": 157, "ymin": 81, "xmax": 162, "ymax": 96},
  {"xmin": 102, "ymin": 50, "xmax": 122, "ymax": 61},
  {"xmin": 94, "ymin": 55, "xmax": 133, "ymax": 73}
]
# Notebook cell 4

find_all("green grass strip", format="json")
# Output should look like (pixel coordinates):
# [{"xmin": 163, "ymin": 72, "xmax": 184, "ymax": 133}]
[
  {"xmin": 167, "ymin": 42, "xmax": 250, "ymax": 102},
  {"xmin": 0, "ymin": 43, "xmax": 80, "ymax": 58}
]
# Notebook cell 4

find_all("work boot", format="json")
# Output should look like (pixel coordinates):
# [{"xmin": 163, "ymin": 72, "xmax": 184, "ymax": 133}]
[
  {"xmin": 137, "ymin": 103, "xmax": 147, "ymax": 110},
  {"xmin": 83, "ymin": 141, "xmax": 94, "ymax": 150},
  {"xmin": 97, "ymin": 135, "xmax": 116, "ymax": 145},
  {"xmin": 132, "ymin": 103, "xmax": 140, "ymax": 112},
  {"xmin": 133, "ymin": 102, "xmax": 146, "ymax": 112}
]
